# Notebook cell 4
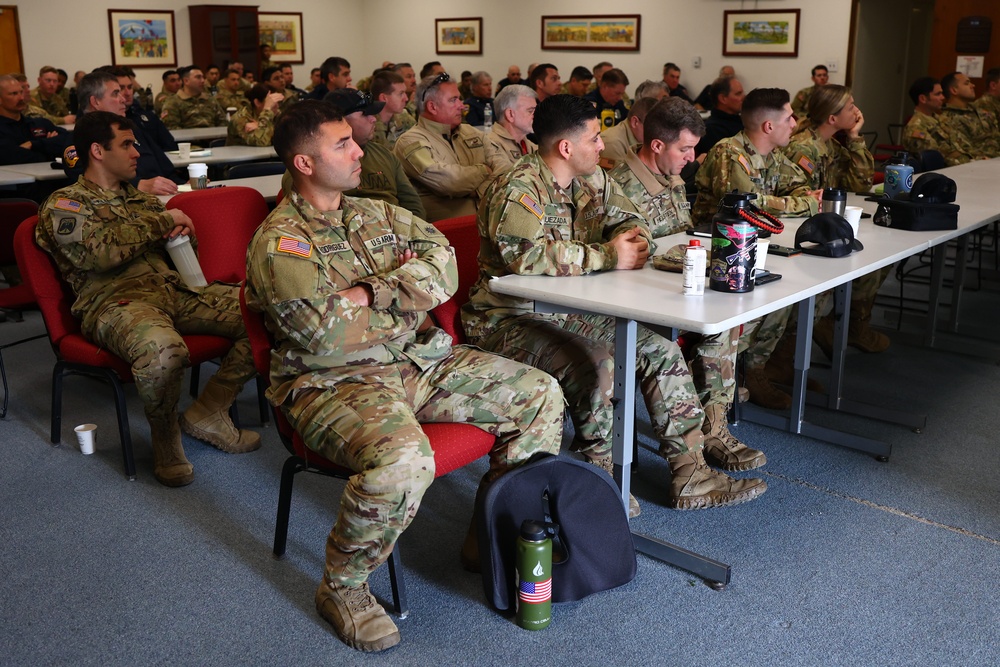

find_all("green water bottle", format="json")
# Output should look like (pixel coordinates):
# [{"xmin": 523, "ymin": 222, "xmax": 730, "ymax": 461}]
[{"xmin": 515, "ymin": 519, "xmax": 552, "ymax": 630}]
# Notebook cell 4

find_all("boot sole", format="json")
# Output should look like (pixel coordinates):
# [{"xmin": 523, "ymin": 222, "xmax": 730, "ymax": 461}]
[
  {"xmin": 668, "ymin": 480, "xmax": 767, "ymax": 510},
  {"xmin": 180, "ymin": 415, "xmax": 261, "ymax": 454},
  {"xmin": 154, "ymin": 468, "xmax": 194, "ymax": 487},
  {"xmin": 703, "ymin": 451, "xmax": 767, "ymax": 472}
]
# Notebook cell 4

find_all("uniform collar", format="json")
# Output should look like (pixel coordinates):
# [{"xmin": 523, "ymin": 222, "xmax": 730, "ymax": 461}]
[
  {"xmin": 623, "ymin": 148, "xmax": 670, "ymax": 197},
  {"xmin": 418, "ymin": 115, "xmax": 457, "ymax": 137}
]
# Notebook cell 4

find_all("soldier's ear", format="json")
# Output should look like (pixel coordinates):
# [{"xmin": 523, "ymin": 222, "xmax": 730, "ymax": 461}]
[
  {"xmin": 649, "ymin": 138, "xmax": 666, "ymax": 155},
  {"xmin": 292, "ymin": 153, "xmax": 312, "ymax": 176},
  {"xmin": 557, "ymin": 138, "xmax": 572, "ymax": 160}
]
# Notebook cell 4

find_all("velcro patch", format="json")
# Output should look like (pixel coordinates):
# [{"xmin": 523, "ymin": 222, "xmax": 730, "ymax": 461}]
[
  {"xmin": 796, "ymin": 155, "xmax": 815, "ymax": 174},
  {"xmin": 63, "ymin": 146, "xmax": 79, "ymax": 169},
  {"xmin": 363, "ymin": 233, "xmax": 397, "ymax": 251},
  {"xmin": 317, "ymin": 241, "xmax": 350, "ymax": 255},
  {"xmin": 518, "ymin": 193, "xmax": 544, "ymax": 219},
  {"xmin": 463, "ymin": 136, "xmax": 484, "ymax": 149},
  {"xmin": 276, "ymin": 236, "xmax": 312, "ymax": 258},
  {"xmin": 736, "ymin": 154, "xmax": 751, "ymax": 175},
  {"xmin": 57, "ymin": 217, "xmax": 76, "ymax": 235},
  {"xmin": 53, "ymin": 198, "xmax": 83, "ymax": 213}
]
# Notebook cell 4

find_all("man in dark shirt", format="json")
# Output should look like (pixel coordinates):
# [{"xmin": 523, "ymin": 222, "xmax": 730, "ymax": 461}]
[
  {"xmin": 663, "ymin": 62, "xmax": 693, "ymax": 103},
  {"xmin": 694, "ymin": 65, "xmax": 736, "ymax": 110},
  {"xmin": 583, "ymin": 68, "xmax": 629, "ymax": 131},
  {"xmin": 463, "ymin": 71, "xmax": 494, "ymax": 126},
  {"xmin": 0, "ymin": 74, "xmax": 67, "ymax": 165},
  {"xmin": 696, "ymin": 76, "xmax": 745, "ymax": 156}
]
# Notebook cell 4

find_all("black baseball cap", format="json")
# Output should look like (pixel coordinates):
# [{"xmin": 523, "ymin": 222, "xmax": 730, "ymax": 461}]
[
  {"xmin": 323, "ymin": 88, "xmax": 385, "ymax": 116},
  {"xmin": 795, "ymin": 212, "xmax": 863, "ymax": 258}
]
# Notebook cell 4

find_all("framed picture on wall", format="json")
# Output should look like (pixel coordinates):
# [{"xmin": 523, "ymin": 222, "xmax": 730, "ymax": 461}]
[
  {"xmin": 435, "ymin": 17, "xmax": 483, "ymax": 55},
  {"xmin": 723, "ymin": 9, "xmax": 801, "ymax": 58},
  {"xmin": 259, "ymin": 12, "xmax": 305, "ymax": 64},
  {"xmin": 107, "ymin": 9, "xmax": 177, "ymax": 68},
  {"xmin": 541, "ymin": 15, "xmax": 641, "ymax": 52}
]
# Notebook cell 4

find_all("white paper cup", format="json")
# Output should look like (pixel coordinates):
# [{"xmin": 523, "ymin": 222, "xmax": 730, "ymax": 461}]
[
  {"xmin": 755, "ymin": 239, "xmax": 770, "ymax": 273},
  {"xmin": 177, "ymin": 142, "xmax": 191, "ymax": 159},
  {"xmin": 75, "ymin": 423, "xmax": 96, "ymax": 455},
  {"xmin": 844, "ymin": 206, "xmax": 863, "ymax": 237},
  {"xmin": 188, "ymin": 162, "xmax": 209, "ymax": 190}
]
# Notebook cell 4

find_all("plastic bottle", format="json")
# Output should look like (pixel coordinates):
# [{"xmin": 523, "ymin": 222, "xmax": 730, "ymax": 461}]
[
  {"xmin": 884, "ymin": 151, "xmax": 914, "ymax": 199},
  {"xmin": 683, "ymin": 239, "xmax": 707, "ymax": 296},
  {"xmin": 515, "ymin": 519, "xmax": 552, "ymax": 630},
  {"xmin": 165, "ymin": 235, "xmax": 208, "ymax": 288},
  {"xmin": 482, "ymin": 102, "xmax": 493, "ymax": 130}
]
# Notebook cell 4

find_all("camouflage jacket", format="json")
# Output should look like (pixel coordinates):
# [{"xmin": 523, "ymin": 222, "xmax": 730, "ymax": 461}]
[
  {"xmin": 598, "ymin": 121, "xmax": 638, "ymax": 168},
  {"xmin": 939, "ymin": 104, "xmax": 1000, "ymax": 158},
  {"xmin": 973, "ymin": 94, "xmax": 1000, "ymax": 122},
  {"xmin": 902, "ymin": 109, "xmax": 977, "ymax": 166},
  {"xmin": 23, "ymin": 104, "xmax": 64, "ymax": 125},
  {"xmin": 216, "ymin": 88, "xmax": 248, "ymax": 112},
  {"xmin": 791, "ymin": 85, "xmax": 815, "ymax": 118},
  {"xmin": 371, "ymin": 111, "xmax": 416, "ymax": 150},
  {"xmin": 484, "ymin": 123, "xmax": 536, "ymax": 178},
  {"xmin": 609, "ymin": 148, "xmax": 691, "ymax": 238},
  {"xmin": 161, "ymin": 91, "xmax": 226, "ymax": 130},
  {"xmin": 461, "ymin": 152, "xmax": 649, "ymax": 343},
  {"xmin": 245, "ymin": 191, "xmax": 457, "ymax": 406},
  {"xmin": 30, "ymin": 88, "xmax": 69, "ymax": 118},
  {"xmin": 226, "ymin": 105, "xmax": 275, "ymax": 147},
  {"xmin": 783, "ymin": 126, "xmax": 874, "ymax": 193},
  {"xmin": 392, "ymin": 115, "xmax": 491, "ymax": 221},
  {"xmin": 693, "ymin": 130, "xmax": 818, "ymax": 225},
  {"xmin": 36, "ymin": 177, "xmax": 186, "ymax": 333}
]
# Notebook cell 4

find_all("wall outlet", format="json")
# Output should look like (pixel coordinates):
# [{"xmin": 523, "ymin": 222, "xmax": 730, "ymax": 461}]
[
  {"xmin": 692, "ymin": 56, "xmax": 702, "ymax": 69},
  {"xmin": 827, "ymin": 59, "xmax": 839, "ymax": 73}
]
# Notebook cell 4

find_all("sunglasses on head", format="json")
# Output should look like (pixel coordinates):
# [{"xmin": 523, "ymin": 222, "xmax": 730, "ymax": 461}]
[{"xmin": 421, "ymin": 72, "xmax": 451, "ymax": 102}]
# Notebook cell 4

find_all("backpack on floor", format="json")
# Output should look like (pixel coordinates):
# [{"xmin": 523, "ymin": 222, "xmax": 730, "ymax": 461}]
[{"xmin": 475, "ymin": 453, "xmax": 637, "ymax": 611}]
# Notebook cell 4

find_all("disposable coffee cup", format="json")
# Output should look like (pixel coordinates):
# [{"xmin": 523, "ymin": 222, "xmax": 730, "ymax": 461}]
[
  {"xmin": 75, "ymin": 423, "xmax": 97, "ymax": 455},
  {"xmin": 844, "ymin": 206, "xmax": 863, "ymax": 237},
  {"xmin": 177, "ymin": 142, "xmax": 192, "ymax": 159},
  {"xmin": 755, "ymin": 239, "xmax": 770, "ymax": 273},
  {"xmin": 187, "ymin": 162, "xmax": 209, "ymax": 190}
]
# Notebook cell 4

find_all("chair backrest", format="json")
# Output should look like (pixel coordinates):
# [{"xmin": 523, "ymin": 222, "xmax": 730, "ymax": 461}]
[
  {"xmin": 167, "ymin": 186, "xmax": 269, "ymax": 283},
  {"xmin": 209, "ymin": 138, "xmax": 227, "ymax": 148},
  {"xmin": 430, "ymin": 214, "xmax": 480, "ymax": 344},
  {"xmin": 0, "ymin": 199, "xmax": 39, "ymax": 266},
  {"xmin": 14, "ymin": 216, "xmax": 80, "ymax": 348},
  {"xmin": 226, "ymin": 161, "xmax": 287, "ymax": 180}
]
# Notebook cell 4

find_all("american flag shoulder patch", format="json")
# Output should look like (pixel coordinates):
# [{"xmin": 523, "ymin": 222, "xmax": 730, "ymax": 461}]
[
  {"xmin": 736, "ymin": 154, "xmax": 751, "ymax": 175},
  {"xmin": 53, "ymin": 198, "xmax": 82, "ymax": 213},
  {"xmin": 276, "ymin": 236, "xmax": 312, "ymax": 258},
  {"xmin": 518, "ymin": 193, "xmax": 544, "ymax": 219},
  {"xmin": 797, "ymin": 155, "xmax": 815, "ymax": 174}
]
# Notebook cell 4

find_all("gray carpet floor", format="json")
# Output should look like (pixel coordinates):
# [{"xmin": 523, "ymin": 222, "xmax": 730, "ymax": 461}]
[{"xmin": 2, "ymin": 253, "xmax": 999, "ymax": 666}]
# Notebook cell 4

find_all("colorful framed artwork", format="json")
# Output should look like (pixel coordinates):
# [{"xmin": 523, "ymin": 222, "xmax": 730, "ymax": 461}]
[
  {"xmin": 107, "ymin": 9, "xmax": 177, "ymax": 68},
  {"xmin": 541, "ymin": 15, "xmax": 641, "ymax": 52},
  {"xmin": 435, "ymin": 17, "xmax": 483, "ymax": 55},
  {"xmin": 259, "ymin": 12, "xmax": 305, "ymax": 64},
  {"xmin": 723, "ymin": 9, "xmax": 801, "ymax": 58}
]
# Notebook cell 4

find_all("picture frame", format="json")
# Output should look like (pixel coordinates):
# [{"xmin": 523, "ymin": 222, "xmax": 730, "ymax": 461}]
[
  {"xmin": 259, "ymin": 12, "xmax": 305, "ymax": 64},
  {"xmin": 435, "ymin": 17, "xmax": 483, "ymax": 55},
  {"xmin": 107, "ymin": 9, "xmax": 177, "ymax": 68},
  {"xmin": 541, "ymin": 15, "xmax": 641, "ymax": 52},
  {"xmin": 723, "ymin": 9, "xmax": 801, "ymax": 58}
]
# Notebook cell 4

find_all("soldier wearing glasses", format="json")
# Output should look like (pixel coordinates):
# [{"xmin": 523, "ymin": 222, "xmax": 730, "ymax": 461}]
[{"xmin": 392, "ymin": 73, "xmax": 492, "ymax": 221}]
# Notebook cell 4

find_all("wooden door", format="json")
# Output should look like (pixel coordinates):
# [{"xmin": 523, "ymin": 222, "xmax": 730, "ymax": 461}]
[{"xmin": 0, "ymin": 6, "xmax": 24, "ymax": 74}]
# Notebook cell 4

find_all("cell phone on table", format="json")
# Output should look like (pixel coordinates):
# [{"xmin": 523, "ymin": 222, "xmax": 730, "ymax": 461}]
[
  {"xmin": 767, "ymin": 244, "xmax": 801, "ymax": 257},
  {"xmin": 754, "ymin": 270, "xmax": 782, "ymax": 286}
]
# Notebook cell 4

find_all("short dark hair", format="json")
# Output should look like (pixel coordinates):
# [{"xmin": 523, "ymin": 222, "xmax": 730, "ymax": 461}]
[
  {"xmin": 206, "ymin": 64, "xmax": 220, "ymax": 72},
  {"xmin": 273, "ymin": 100, "xmax": 345, "ymax": 170},
  {"xmin": 940, "ymin": 71, "xmax": 961, "ymax": 99},
  {"xmin": 663, "ymin": 62, "xmax": 681, "ymax": 74},
  {"xmin": 161, "ymin": 69, "xmax": 178, "ymax": 81},
  {"xmin": 246, "ymin": 83, "xmax": 277, "ymax": 105},
  {"xmin": 77, "ymin": 71, "xmax": 119, "ymax": 114},
  {"xmin": 74, "ymin": 111, "xmax": 134, "ymax": 171},
  {"xmin": 811, "ymin": 64, "xmax": 829, "ymax": 76},
  {"xmin": 533, "ymin": 94, "xmax": 599, "ymax": 150},
  {"xmin": 262, "ymin": 66, "xmax": 282, "ymax": 82},
  {"xmin": 320, "ymin": 57, "xmax": 351, "ymax": 84},
  {"xmin": 908, "ymin": 76, "xmax": 938, "ymax": 106},
  {"xmin": 371, "ymin": 70, "xmax": 404, "ymax": 99},
  {"xmin": 643, "ymin": 97, "xmax": 706, "ymax": 147},
  {"xmin": 709, "ymin": 76, "xmax": 736, "ymax": 105},
  {"xmin": 392, "ymin": 62, "xmax": 412, "ymax": 72},
  {"xmin": 310, "ymin": 67, "xmax": 321, "ymax": 76},
  {"xmin": 985, "ymin": 67, "xmax": 1000, "ymax": 86},
  {"xmin": 741, "ymin": 87, "xmax": 790, "ymax": 126},
  {"xmin": 528, "ymin": 64, "xmax": 557, "ymax": 92},
  {"xmin": 600, "ymin": 68, "xmax": 629, "ymax": 87},
  {"xmin": 178, "ymin": 66, "xmax": 200, "ymax": 81},
  {"xmin": 569, "ymin": 66, "xmax": 593, "ymax": 82},
  {"xmin": 419, "ymin": 61, "xmax": 443, "ymax": 79}
]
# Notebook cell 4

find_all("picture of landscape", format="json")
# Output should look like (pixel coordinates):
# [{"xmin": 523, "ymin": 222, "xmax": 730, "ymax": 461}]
[
  {"xmin": 541, "ymin": 15, "xmax": 641, "ymax": 51},
  {"xmin": 723, "ymin": 9, "xmax": 800, "ymax": 57},
  {"xmin": 732, "ymin": 20, "xmax": 790, "ymax": 46}
]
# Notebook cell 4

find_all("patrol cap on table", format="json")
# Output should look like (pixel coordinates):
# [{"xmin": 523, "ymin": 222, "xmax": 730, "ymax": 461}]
[
  {"xmin": 898, "ymin": 172, "xmax": 957, "ymax": 204},
  {"xmin": 323, "ymin": 89, "xmax": 385, "ymax": 116},
  {"xmin": 794, "ymin": 212, "xmax": 863, "ymax": 258}
]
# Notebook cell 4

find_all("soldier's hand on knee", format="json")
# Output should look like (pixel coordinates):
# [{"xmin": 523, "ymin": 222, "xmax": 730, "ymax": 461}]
[{"xmin": 165, "ymin": 209, "xmax": 195, "ymax": 238}]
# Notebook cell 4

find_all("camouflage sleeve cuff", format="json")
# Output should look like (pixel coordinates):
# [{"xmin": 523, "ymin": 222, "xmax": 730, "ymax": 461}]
[
  {"xmin": 601, "ymin": 242, "xmax": 618, "ymax": 270},
  {"xmin": 356, "ymin": 277, "xmax": 390, "ymax": 309}
]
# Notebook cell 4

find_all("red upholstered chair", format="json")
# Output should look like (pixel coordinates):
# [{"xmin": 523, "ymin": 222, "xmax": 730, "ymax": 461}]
[
  {"xmin": 167, "ymin": 186, "xmax": 270, "ymax": 423},
  {"xmin": 15, "ymin": 216, "xmax": 235, "ymax": 480},
  {"xmin": 239, "ymin": 285, "xmax": 495, "ymax": 617},
  {"xmin": 430, "ymin": 215, "xmax": 479, "ymax": 343}
]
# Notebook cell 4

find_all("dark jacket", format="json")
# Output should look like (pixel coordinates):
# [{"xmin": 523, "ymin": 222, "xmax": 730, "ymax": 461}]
[
  {"xmin": 583, "ymin": 89, "xmax": 628, "ymax": 130},
  {"xmin": 0, "ymin": 115, "xmax": 67, "ymax": 165},
  {"xmin": 463, "ymin": 96, "xmax": 493, "ymax": 127},
  {"xmin": 697, "ymin": 109, "xmax": 744, "ymax": 156}
]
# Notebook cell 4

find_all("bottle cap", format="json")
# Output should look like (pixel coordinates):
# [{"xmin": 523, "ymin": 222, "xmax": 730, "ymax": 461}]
[
  {"xmin": 689, "ymin": 239, "xmax": 701, "ymax": 247},
  {"xmin": 520, "ymin": 519, "xmax": 547, "ymax": 541},
  {"xmin": 165, "ymin": 234, "xmax": 190, "ymax": 248}
]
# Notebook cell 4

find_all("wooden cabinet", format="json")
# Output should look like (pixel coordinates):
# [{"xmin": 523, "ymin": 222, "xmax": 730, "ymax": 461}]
[{"xmin": 189, "ymin": 5, "xmax": 259, "ymax": 75}]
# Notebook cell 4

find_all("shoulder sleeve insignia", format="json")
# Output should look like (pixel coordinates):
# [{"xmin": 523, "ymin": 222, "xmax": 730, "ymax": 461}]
[
  {"xmin": 276, "ymin": 236, "xmax": 313, "ymax": 258},
  {"xmin": 57, "ymin": 218, "xmax": 77, "ymax": 235},
  {"xmin": 518, "ymin": 193, "xmax": 545, "ymax": 219},
  {"xmin": 796, "ymin": 155, "xmax": 815, "ymax": 174},
  {"xmin": 53, "ymin": 198, "xmax": 82, "ymax": 213},
  {"xmin": 63, "ymin": 145, "xmax": 78, "ymax": 169},
  {"xmin": 736, "ymin": 154, "xmax": 752, "ymax": 175}
]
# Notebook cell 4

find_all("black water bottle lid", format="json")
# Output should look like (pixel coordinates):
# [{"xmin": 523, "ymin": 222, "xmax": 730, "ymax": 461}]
[{"xmin": 520, "ymin": 519, "xmax": 547, "ymax": 541}]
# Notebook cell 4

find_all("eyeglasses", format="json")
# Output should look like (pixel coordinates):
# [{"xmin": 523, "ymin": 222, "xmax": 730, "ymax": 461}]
[{"xmin": 421, "ymin": 72, "xmax": 451, "ymax": 102}]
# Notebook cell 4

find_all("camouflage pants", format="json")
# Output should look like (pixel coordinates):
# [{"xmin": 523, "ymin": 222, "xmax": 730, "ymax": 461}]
[
  {"xmin": 740, "ymin": 307, "xmax": 793, "ymax": 369},
  {"xmin": 285, "ymin": 345, "xmax": 563, "ymax": 587},
  {"xmin": 88, "ymin": 283, "xmax": 254, "ymax": 427},
  {"xmin": 482, "ymin": 313, "xmax": 704, "ymax": 460},
  {"xmin": 683, "ymin": 327, "xmax": 739, "ymax": 409}
]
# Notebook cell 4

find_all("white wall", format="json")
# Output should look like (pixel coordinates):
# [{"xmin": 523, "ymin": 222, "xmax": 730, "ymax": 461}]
[{"xmin": 16, "ymin": 0, "xmax": 852, "ymax": 96}]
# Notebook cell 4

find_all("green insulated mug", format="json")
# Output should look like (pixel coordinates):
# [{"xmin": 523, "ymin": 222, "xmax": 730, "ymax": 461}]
[{"xmin": 515, "ymin": 519, "xmax": 552, "ymax": 630}]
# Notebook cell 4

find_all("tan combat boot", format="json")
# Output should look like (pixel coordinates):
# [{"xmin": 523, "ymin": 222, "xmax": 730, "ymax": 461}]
[
  {"xmin": 150, "ymin": 419, "xmax": 194, "ymax": 487},
  {"xmin": 745, "ymin": 365, "xmax": 791, "ymax": 410},
  {"xmin": 765, "ymin": 333, "xmax": 824, "ymax": 393},
  {"xmin": 701, "ymin": 403, "xmax": 767, "ymax": 471},
  {"xmin": 315, "ymin": 579, "xmax": 400, "ymax": 652},
  {"xmin": 180, "ymin": 376, "xmax": 261, "ymax": 453},
  {"xmin": 588, "ymin": 454, "xmax": 641, "ymax": 518},
  {"xmin": 847, "ymin": 302, "xmax": 891, "ymax": 353},
  {"xmin": 665, "ymin": 449, "xmax": 767, "ymax": 510}
]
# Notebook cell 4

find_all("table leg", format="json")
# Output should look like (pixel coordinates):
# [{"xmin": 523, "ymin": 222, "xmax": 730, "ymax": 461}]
[
  {"xmin": 925, "ymin": 243, "xmax": 947, "ymax": 347},
  {"xmin": 949, "ymin": 235, "xmax": 969, "ymax": 333}
]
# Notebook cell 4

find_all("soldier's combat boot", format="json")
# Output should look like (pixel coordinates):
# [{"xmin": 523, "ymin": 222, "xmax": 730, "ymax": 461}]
[
  {"xmin": 745, "ymin": 365, "xmax": 791, "ymax": 410},
  {"xmin": 181, "ymin": 376, "xmax": 261, "ymax": 453},
  {"xmin": 665, "ymin": 449, "xmax": 767, "ymax": 510},
  {"xmin": 701, "ymin": 403, "xmax": 766, "ymax": 471},
  {"xmin": 150, "ymin": 418, "xmax": 194, "ymax": 487},
  {"xmin": 847, "ymin": 302, "xmax": 891, "ymax": 353},
  {"xmin": 588, "ymin": 454, "xmax": 640, "ymax": 518},
  {"xmin": 315, "ymin": 579, "xmax": 400, "ymax": 652}
]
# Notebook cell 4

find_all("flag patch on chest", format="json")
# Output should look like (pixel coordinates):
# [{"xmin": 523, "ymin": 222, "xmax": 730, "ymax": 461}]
[
  {"xmin": 277, "ymin": 236, "xmax": 312, "ymax": 258},
  {"xmin": 518, "ymin": 194, "xmax": 544, "ymax": 219}
]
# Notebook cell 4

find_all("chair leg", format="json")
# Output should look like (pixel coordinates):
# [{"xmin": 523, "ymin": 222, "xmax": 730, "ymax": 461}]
[
  {"xmin": 190, "ymin": 362, "xmax": 201, "ymax": 398},
  {"xmin": 386, "ymin": 545, "xmax": 409, "ymax": 619},
  {"xmin": 256, "ymin": 375, "xmax": 270, "ymax": 426},
  {"xmin": 273, "ymin": 456, "xmax": 302, "ymax": 558},
  {"xmin": 0, "ymin": 351, "xmax": 7, "ymax": 420},
  {"xmin": 104, "ymin": 370, "xmax": 136, "ymax": 481},
  {"xmin": 51, "ymin": 362, "xmax": 66, "ymax": 443}
]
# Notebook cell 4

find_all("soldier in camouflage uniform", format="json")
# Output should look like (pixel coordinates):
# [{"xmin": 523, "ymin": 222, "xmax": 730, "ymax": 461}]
[
  {"xmin": 609, "ymin": 97, "xmax": 765, "ymax": 472},
  {"xmin": 225, "ymin": 84, "xmax": 283, "ymax": 147},
  {"xmin": 216, "ymin": 69, "xmax": 249, "ymax": 114},
  {"xmin": 902, "ymin": 77, "xmax": 980, "ymax": 166},
  {"xmin": 483, "ymin": 85, "xmax": 537, "ymax": 177},
  {"xmin": 31, "ymin": 66, "xmax": 73, "ymax": 122},
  {"xmin": 370, "ymin": 70, "xmax": 416, "ymax": 150},
  {"xmin": 153, "ymin": 70, "xmax": 181, "ymax": 115},
  {"xmin": 694, "ymin": 88, "xmax": 821, "ymax": 410},
  {"xmin": 463, "ymin": 95, "xmax": 767, "ymax": 514},
  {"xmin": 161, "ymin": 67, "xmax": 226, "ymax": 130},
  {"xmin": 35, "ymin": 112, "xmax": 259, "ymax": 487},
  {"xmin": 245, "ymin": 101, "xmax": 563, "ymax": 653},
  {"xmin": 973, "ymin": 67, "xmax": 1000, "ymax": 120},
  {"xmin": 790, "ymin": 65, "xmax": 829, "ymax": 118},
  {"xmin": 939, "ymin": 71, "xmax": 1000, "ymax": 158}
]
